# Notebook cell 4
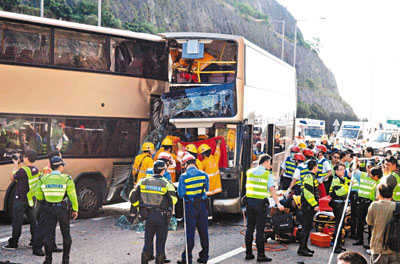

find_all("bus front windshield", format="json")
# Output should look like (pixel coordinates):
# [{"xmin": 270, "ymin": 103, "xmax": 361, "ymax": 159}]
[
  {"xmin": 162, "ymin": 83, "xmax": 236, "ymax": 118},
  {"xmin": 372, "ymin": 132, "xmax": 392, "ymax": 143},
  {"xmin": 304, "ymin": 128, "xmax": 323, "ymax": 138},
  {"xmin": 337, "ymin": 129, "xmax": 359, "ymax": 139}
]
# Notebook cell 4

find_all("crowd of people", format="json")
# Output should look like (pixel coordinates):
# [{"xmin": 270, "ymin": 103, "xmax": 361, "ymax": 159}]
[{"xmin": 277, "ymin": 137, "xmax": 400, "ymax": 263}]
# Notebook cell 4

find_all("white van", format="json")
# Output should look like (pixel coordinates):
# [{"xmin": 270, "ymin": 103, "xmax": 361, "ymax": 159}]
[{"xmin": 368, "ymin": 129, "xmax": 400, "ymax": 156}]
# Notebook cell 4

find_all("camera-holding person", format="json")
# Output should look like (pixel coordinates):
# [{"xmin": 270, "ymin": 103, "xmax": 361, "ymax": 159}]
[{"xmin": 3, "ymin": 149, "xmax": 39, "ymax": 250}]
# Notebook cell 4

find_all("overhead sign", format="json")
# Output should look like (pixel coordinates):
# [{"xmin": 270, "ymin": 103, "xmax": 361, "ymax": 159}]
[
  {"xmin": 387, "ymin": 119, "xmax": 400, "ymax": 128},
  {"xmin": 333, "ymin": 119, "xmax": 340, "ymax": 127}
]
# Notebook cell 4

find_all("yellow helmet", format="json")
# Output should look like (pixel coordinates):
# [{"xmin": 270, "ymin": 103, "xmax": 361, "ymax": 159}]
[
  {"xmin": 185, "ymin": 144, "xmax": 197, "ymax": 153},
  {"xmin": 198, "ymin": 144, "xmax": 211, "ymax": 154},
  {"xmin": 161, "ymin": 137, "xmax": 173, "ymax": 146},
  {"xmin": 141, "ymin": 142, "xmax": 155, "ymax": 151},
  {"xmin": 298, "ymin": 142, "xmax": 307, "ymax": 149}
]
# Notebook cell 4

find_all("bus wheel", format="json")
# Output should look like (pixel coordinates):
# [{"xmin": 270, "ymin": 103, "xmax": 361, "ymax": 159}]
[{"xmin": 76, "ymin": 178, "xmax": 102, "ymax": 219}]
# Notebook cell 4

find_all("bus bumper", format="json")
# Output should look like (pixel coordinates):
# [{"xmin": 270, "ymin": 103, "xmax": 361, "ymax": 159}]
[{"xmin": 213, "ymin": 197, "xmax": 241, "ymax": 214}]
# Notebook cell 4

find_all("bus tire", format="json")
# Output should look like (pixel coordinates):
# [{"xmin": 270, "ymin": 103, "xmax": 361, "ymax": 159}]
[{"xmin": 76, "ymin": 178, "xmax": 102, "ymax": 219}]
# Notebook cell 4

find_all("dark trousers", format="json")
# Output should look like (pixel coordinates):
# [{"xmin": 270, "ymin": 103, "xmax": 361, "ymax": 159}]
[
  {"xmin": 350, "ymin": 191, "xmax": 358, "ymax": 237},
  {"xmin": 356, "ymin": 201, "xmax": 371, "ymax": 243},
  {"xmin": 32, "ymin": 207, "xmax": 57, "ymax": 251},
  {"xmin": 300, "ymin": 205, "xmax": 315, "ymax": 237},
  {"xmin": 280, "ymin": 176, "xmax": 292, "ymax": 190},
  {"xmin": 245, "ymin": 199, "xmax": 267, "ymax": 256},
  {"xmin": 8, "ymin": 199, "xmax": 36, "ymax": 246},
  {"xmin": 143, "ymin": 210, "xmax": 168, "ymax": 256},
  {"xmin": 207, "ymin": 196, "xmax": 214, "ymax": 220},
  {"xmin": 332, "ymin": 203, "xmax": 345, "ymax": 247},
  {"xmin": 181, "ymin": 201, "xmax": 209, "ymax": 263},
  {"xmin": 323, "ymin": 177, "xmax": 333, "ymax": 195},
  {"xmin": 43, "ymin": 206, "xmax": 71, "ymax": 245}
]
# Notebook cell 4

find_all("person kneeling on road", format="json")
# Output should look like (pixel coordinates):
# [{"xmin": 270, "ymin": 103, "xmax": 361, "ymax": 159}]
[
  {"xmin": 130, "ymin": 160, "xmax": 177, "ymax": 264},
  {"xmin": 35, "ymin": 156, "xmax": 78, "ymax": 264},
  {"xmin": 244, "ymin": 154, "xmax": 284, "ymax": 262}
]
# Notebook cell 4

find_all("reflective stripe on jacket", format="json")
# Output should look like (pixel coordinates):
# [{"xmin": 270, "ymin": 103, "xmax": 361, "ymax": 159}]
[
  {"xmin": 284, "ymin": 157, "xmax": 296, "ymax": 177},
  {"xmin": 202, "ymin": 146, "xmax": 222, "ymax": 196},
  {"xmin": 301, "ymin": 172, "xmax": 319, "ymax": 207},
  {"xmin": 358, "ymin": 172, "xmax": 377, "ymax": 200}
]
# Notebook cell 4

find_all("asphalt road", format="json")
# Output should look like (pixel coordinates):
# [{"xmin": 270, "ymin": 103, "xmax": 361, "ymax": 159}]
[{"xmin": 0, "ymin": 203, "xmax": 370, "ymax": 264}]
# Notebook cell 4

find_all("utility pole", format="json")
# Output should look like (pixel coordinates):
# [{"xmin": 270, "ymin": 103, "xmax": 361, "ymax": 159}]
[
  {"xmin": 98, "ymin": 0, "xmax": 102, "ymax": 27},
  {"xmin": 40, "ymin": 0, "xmax": 44, "ymax": 17}
]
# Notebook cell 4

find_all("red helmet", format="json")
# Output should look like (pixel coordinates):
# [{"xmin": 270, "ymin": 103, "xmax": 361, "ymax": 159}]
[
  {"xmin": 293, "ymin": 153, "xmax": 306, "ymax": 161},
  {"xmin": 302, "ymin": 149, "xmax": 314, "ymax": 157},
  {"xmin": 290, "ymin": 145, "xmax": 301, "ymax": 153},
  {"xmin": 181, "ymin": 153, "xmax": 195, "ymax": 165},
  {"xmin": 158, "ymin": 152, "xmax": 173, "ymax": 162},
  {"xmin": 316, "ymin": 145, "xmax": 327, "ymax": 153}
]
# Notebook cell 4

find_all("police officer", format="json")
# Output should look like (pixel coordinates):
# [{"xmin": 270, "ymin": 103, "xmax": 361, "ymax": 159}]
[
  {"xmin": 329, "ymin": 163, "xmax": 350, "ymax": 253},
  {"xmin": 316, "ymin": 145, "xmax": 332, "ymax": 197},
  {"xmin": 35, "ymin": 156, "xmax": 78, "ymax": 264},
  {"xmin": 297, "ymin": 160, "xmax": 319, "ymax": 257},
  {"xmin": 130, "ymin": 160, "xmax": 177, "ymax": 264},
  {"xmin": 32, "ymin": 150, "xmax": 64, "ymax": 256},
  {"xmin": 279, "ymin": 145, "xmax": 300, "ymax": 190},
  {"xmin": 244, "ymin": 154, "xmax": 284, "ymax": 262},
  {"xmin": 177, "ymin": 153, "xmax": 209, "ymax": 264},
  {"xmin": 353, "ymin": 166, "xmax": 381, "ymax": 247}
]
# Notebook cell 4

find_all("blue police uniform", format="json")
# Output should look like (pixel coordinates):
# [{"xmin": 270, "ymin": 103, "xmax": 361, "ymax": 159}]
[{"xmin": 177, "ymin": 166, "xmax": 209, "ymax": 264}]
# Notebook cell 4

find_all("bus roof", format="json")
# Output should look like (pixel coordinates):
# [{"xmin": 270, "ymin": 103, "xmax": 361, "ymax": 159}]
[
  {"xmin": 0, "ymin": 10, "xmax": 162, "ymax": 42},
  {"xmin": 160, "ymin": 32, "xmax": 243, "ymax": 41}
]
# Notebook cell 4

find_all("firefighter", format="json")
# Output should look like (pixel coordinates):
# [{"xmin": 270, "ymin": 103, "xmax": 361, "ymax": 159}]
[
  {"xmin": 279, "ymin": 145, "xmax": 300, "ymax": 190},
  {"xmin": 353, "ymin": 165, "xmax": 381, "ymax": 247},
  {"xmin": 133, "ymin": 142, "xmax": 155, "ymax": 183},
  {"xmin": 154, "ymin": 138, "xmax": 178, "ymax": 182},
  {"xmin": 286, "ymin": 149, "xmax": 315, "ymax": 196},
  {"xmin": 130, "ymin": 160, "xmax": 177, "ymax": 264},
  {"xmin": 297, "ymin": 160, "xmax": 319, "ymax": 257},
  {"xmin": 185, "ymin": 144, "xmax": 203, "ymax": 171},
  {"xmin": 198, "ymin": 140, "xmax": 222, "ymax": 223},
  {"xmin": 330, "ymin": 163, "xmax": 350, "ymax": 253},
  {"xmin": 177, "ymin": 153, "xmax": 209, "ymax": 264},
  {"xmin": 35, "ymin": 156, "xmax": 78, "ymax": 264},
  {"xmin": 244, "ymin": 154, "xmax": 284, "ymax": 262},
  {"xmin": 316, "ymin": 145, "xmax": 331, "ymax": 197}
]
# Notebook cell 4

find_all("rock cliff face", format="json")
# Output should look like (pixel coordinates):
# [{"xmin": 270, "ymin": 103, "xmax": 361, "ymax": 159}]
[{"xmin": 108, "ymin": 0, "xmax": 356, "ymax": 120}]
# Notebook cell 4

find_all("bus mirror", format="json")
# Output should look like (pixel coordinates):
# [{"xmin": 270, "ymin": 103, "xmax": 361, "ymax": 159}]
[{"xmin": 182, "ymin": 40, "xmax": 204, "ymax": 59}]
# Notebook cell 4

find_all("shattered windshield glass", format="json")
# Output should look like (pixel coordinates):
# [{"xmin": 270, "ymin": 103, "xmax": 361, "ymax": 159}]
[{"xmin": 162, "ymin": 83, "xmax": 236, "ymax": 118}]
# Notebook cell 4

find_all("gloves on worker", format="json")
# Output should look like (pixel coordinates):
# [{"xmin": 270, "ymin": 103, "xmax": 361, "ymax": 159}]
[{"xmin": 284, "ymin": 188, "xmax": 292, "ymax": 199}]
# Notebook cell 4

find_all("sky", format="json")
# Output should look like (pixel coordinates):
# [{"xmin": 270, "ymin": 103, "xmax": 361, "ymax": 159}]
[{"xmin": 276, "ymin": 0, "xmax": 400, "ymax": 123}]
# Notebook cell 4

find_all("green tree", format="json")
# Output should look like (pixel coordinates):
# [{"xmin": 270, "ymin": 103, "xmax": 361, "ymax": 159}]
[
  {"xmin": 44, "ymin": 0, "xmax": 72, "ymax": 20},
  {"xmin": 0, "ymin": 0, "xmax": 20, "ymax": 11}
]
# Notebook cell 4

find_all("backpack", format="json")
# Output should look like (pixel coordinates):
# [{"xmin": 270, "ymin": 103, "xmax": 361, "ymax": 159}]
[
  {"xmin": 272, "ymin": 211, "xmax": 294, "ymax": 235},
  {"xmin": 383, "ymin": 203, "xmax": 400, "ymax": 252}
]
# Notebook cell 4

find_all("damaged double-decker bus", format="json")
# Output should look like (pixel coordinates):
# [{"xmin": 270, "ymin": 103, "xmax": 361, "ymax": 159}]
[{"xmin": 158, "ymin": 33, "xmax": 296, "ymax": 214}]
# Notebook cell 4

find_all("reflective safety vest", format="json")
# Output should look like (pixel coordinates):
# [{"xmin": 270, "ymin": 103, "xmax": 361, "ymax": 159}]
[
  {"xmin": 131, "ymin": 176, "xmax": 177, "ymax": 209},
  {"xmin": 301, "ymin": 173, "xmax": 319, "ymax": 207},
  {"xmin": 391, "ymin": 171, "xmax": 400, "ymax": 202},
  {"xmin": 329, "ymin": 176, "xmax": 350, "ymax": 200},
  {"xmin": 35, "ymin": 172, "xmax": 79, "ymax": 212},
  {"xmin": 21, "ymin": 166, "xmax": 40, "ymax": 207},
  {"xmin": 42, "ymin": 142, "xmax": 47, "ymax": 155},
  {"xmin": 350, "ymin": 175, "xmax": 359, "ymax": 192},
  {"xmin": 183, "ymin": 171, "xmax": 208, "ymax": 201},
  {"xmin": 284, "ymin": 157, "xmax": 296, "ymax": 177},
  {"xmin": 202, "ymin": 146, "xmax": 222, "ymax": 196},
  {"xmin": 359, "ymin": 159, "xmax": 367, "ymax": 172},
  {"xmin": 358, "ymin": 172, "xmax": 377, "ymax": 200},
  {"xmin": 295, "ymin": 161, "xmax": 310, "ymax": 185},
  {"xmin": 317, "ymin": 158, "xmax": 329, "ymax": 179},
  {"xmin": 245, "ymin": 169, "xmax": 270, "ymax": 200}
]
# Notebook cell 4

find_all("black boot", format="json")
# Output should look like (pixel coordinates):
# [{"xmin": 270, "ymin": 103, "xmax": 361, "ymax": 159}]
[
  {"xmin": 156, "ymin": 254, "xmax": 166, "ymax": 264},
  {"xmin": 304, "ymin": 234, "xmax": 314, "ymax": 254},
  {"xmin": 297, "ymin": 234, "xmax": 313, "ymax": 257},
  {"xmin": 245, "ymin": 236, "xmax": 254, "ymax": 260},
  {"xmin": 141, "ymin": 252, "xmax": 152, "ymax": 264},
  {"xmin": 43, "ymin": 242, "xmax": 53, "ymax": 264},
  {"xmin": 62, "ymin": 240, "xmax": 72, "ymax": 264}
]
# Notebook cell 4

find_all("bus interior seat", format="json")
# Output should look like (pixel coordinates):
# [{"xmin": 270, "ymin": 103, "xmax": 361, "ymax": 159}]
[
  {"xmin": 33, "ymin": 49, "xmax": 48, "ymax": 64},
  {"xmin": 17, "ymin": 49, "xmax": 33, "ymax": 63},
  {"xmin": 2, "ymin": 46, "xmax": 18, "ymax": 61},
  {"xmin": 57, "ymin": 52, "xmax": 73, "ymax": 67}
]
